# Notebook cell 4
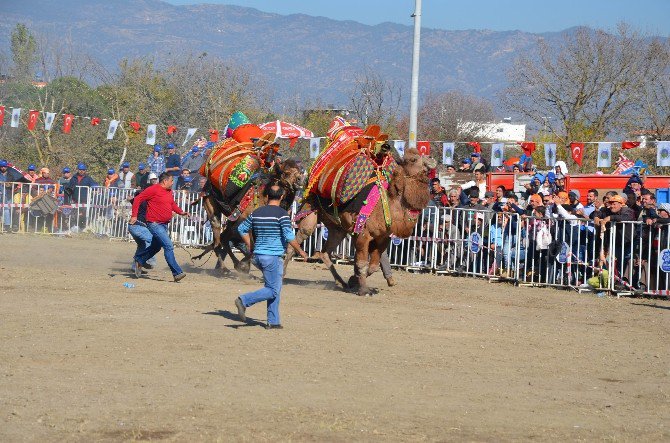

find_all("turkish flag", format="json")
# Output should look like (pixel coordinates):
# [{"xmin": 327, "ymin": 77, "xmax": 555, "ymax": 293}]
[
  {"xmin": 209, "ymin": 129, "xmax": 219, "ymax": 142},
  {"xmin": 27, "ymin": 110, "xmax": 39, "ymax": 130},
  {"xmin": 0, "ymin": 105, "xmax": 4, "ymax": 126},
  {"xmin": 90, "ymin": 117, "xmax": 100, "ymax": 126},
  {"xmin": 518, "ymin": 141, "xmax": 536, "ymax": 156},
  {"xmin": 569, "ymin": 142, "xmax": 585, "ymax": 166},
  {"xmin": 621, "ymin": 141, "xmax": 641, "ymax": 150},
  {"xmin": 62, "ymin": 114, "xmax": 74, "ymax": 133},
  {"xmin": 417, "ymin": 141, "xmax": 431, "ymax": 155},
  {"xmin": 167, "ymin": 125, "xmax": 178, "ymax": 135},
  {"xmin": 468, "ymin": 141, "xmax": 481, "ymax": 153},
  {"xmin": 129, "ymin": 121, "xmax": 141, "ymax": 133}
]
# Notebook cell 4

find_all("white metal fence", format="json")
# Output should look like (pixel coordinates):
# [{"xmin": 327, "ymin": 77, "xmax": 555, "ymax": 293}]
[{"xmin": 2, "ymin": 181, "xmax": 668, "ymax": 298}]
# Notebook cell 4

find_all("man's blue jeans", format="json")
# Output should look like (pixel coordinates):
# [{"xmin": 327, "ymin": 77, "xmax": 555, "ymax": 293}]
[
  {"xmin": 240, "ymin": 255, "xmax": 283, "ymax": 325},
  {"xmin": 134, "ymin": 222, "xmax": 183, "ymax": 276},
  {"xmin": 128, "ymin": 223, "xmax": 157, "ymax": 268}
]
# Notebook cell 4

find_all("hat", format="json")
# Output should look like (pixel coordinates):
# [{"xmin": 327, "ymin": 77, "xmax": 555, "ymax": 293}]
[
  {"xmin": 461, "ymin": 158, "xmax": 471, "ymax": 164},
  {"xmin": 533, "ymin": 173, "xmax": 545, "ymax": 183},
  {"xmin": 107, "ymin": 168, "xmax": 115, "ymax": 175},
  {"xmin": 148, "ymin": 172, "xmax": 158, "ymax": 180},
  {"xmin": 154, "ymin": 145, "xmax": 162, "ymax": 152},
  {"xmin": 568, "ymin": 189, "xmax": 580, "ymax": 200},
  {"xmin": 138, "ymin": 163, "xmax": 146, "ymax": 170},
  {"xmin": 628, "ymin": 175, "xmax": 643, "ymax": 185},
  {"xmin": 122, "ymin": 161, "xmax": 130, "ymax": 168},
  {"xmin": 77, "ymin": 163, "xmax": 87, "ymax": 170},
  {"xmin": 62, "ymin": 167, "xmax": 71, "ymax": 173},
  {"xmin": 558, "ymin": 191, "xmax": 569, "ymax": 200},
  {"xmin": 167, "ymin": 143, "xmax": 175, "ymax": 149},
  {"xmin": 227, "ymin": 111, "xmax": 251, "ymax": 132},
  {"xmin": 609, "ymin": 195, "xmax": 626, "ymax": 204},
  {"xmin": 484, "ymin": 191, "xmax": 495, "ymax": 198},
  {"xmin": 0, "ymin": 160, "xmax": 8, "ymax": 167},
  {"xmin": 191, "ymin": 146, "xmax": 199, "ymax": 152},
  {"xmin": 28, "ymin": 164, "xmax": 36, "ymax": 171},
  {"xmin": 658, "ymin": 203, "xmax": 670, "ymax": 214},
  {"xmin": 470, "ymin": 152, "xmax": 481, "ymax": 158}
]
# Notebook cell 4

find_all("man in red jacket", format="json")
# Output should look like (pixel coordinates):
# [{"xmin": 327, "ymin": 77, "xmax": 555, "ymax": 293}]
[{"xmin": 130, "ymin": 172, "xmax": 190, "ymax": 282}]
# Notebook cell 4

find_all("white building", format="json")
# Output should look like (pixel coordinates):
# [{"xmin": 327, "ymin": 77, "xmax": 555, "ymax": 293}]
[{"xmin": 459, "ymin": 118, "xmax": 526, "ymax": 142}]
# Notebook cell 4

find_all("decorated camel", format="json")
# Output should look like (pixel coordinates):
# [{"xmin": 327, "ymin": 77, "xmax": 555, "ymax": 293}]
[
  {"xmin": 284, "ymin": 116, "xmax": 436, "ymax": 295},
  {"xmin": 191, "ymin": 112, "xmax": 304, "ymax": 274}
]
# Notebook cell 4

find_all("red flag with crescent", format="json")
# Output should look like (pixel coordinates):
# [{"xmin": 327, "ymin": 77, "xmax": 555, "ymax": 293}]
[
  {"xmin": 0, "ymin": 105, "xmax": 4, "ymax": 126},
  {"xmin": 468, "ymin": 141, "xmax": 481, "ymax": 153},
  {"xmin": 209, "ymin": 129, "xmax": 219, "ymax": 142},
  {"xmin": 90, "ymin": 117, "xmax": 100, "ymax": 126},
  {"xmin": 62, "ymin": 114, "xmax": 74, "ymax": 133},
  {"xmin": 569, "ymin": 142, "xmax": 584, "ymax": 166},
  {"xmin": 27, "ymin": 110, "xmax": 39, "ymax": 130},
  {"xmin": 417, "ymin": 141, "xmax": 431, "ymax": 155},
  {"xmin": 518, "ymin": 141, "xmax": 536, "ymax": 156},
  {"xmin": 129, "ymin": 121, "xmax": 141, "ymax": 133},
  {"xmin": 167, "ymin": 125, "xmax": 178, "ymax": 135},
  {"xmin": 621, "ymin": 141, "xmax": 641, "ymax": 150}
]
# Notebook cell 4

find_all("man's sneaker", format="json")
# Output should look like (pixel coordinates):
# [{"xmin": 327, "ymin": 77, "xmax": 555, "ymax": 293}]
[
  {"xmin": 133, "ymin": 260, "xmax": 143, "ymax": 278},
  {"xmin": 235, "ymin": 297, "xmax": 246, "ymax": 322},
  {"xmin": 174, "ymin": 273, "xmax": 186, "ymax": 282},
  {"xmin": 265, "ymin": 324, "xmax": 283, "ymax": 330}
]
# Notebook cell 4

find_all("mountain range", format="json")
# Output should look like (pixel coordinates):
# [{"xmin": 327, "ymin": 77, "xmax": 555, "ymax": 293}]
[{"xmin": 0, "ymin": 0, "xmax": 606, "ymax": 109}]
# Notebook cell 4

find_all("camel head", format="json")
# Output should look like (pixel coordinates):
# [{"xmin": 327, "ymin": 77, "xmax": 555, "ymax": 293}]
[
  {"xmin": 278, "ymin": 159, "xmax": 305, "ymax": 192},
  {"xmin": 389, "ymin": 147, "xmax": 436, "ymax": 210}
]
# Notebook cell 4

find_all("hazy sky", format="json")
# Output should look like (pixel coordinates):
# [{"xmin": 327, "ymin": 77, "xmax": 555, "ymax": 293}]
[{"xmin": 165, "ymin": 0, "xmax": 670, "ymax": 36}]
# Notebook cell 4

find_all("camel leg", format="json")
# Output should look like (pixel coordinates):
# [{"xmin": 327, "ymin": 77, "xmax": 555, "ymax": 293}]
[
  {"xmin": 353, "ymin": 232, "xmax": 373, "ymax": 296},
  {"xmin": 283, "ymin": 211, "xmax": 318, "ymax": 277},
  {"xmin": 319, "ymin": 225, "xmax": 350, "ymax": 290}
]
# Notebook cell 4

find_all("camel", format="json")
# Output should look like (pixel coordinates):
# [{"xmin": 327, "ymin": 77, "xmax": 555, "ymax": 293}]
[
  {"xmin": 192, "ymin": 159, "xmax": 304, "ymax": 274},
  {"xmin": 284, "ymin": 147, "xmax": 436, "ymax": 295}
]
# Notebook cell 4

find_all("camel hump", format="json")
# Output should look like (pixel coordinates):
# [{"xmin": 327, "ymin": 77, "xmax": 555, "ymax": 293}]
[{"xmin": 201, "ymin": 138, "xmax": 261, "ymax": 197}]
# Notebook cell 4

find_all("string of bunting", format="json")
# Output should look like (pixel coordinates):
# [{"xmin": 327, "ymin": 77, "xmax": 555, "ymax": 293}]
[{"xmin": 1, "ymin": 104, "xmax": 668, "ymax": 167}]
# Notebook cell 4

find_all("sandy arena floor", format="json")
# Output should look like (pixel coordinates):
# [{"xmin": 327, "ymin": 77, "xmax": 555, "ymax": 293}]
[{"xmin": 0, "ymin": 234, "xmax": 668, "ymax": 442}]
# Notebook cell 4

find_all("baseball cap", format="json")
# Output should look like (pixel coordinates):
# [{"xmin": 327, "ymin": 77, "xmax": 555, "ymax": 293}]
[
  {"xmin": 191, "ymin": 146, "xmax": 199, "ymax": 152},
  {"xmin": 107, "ymin": 168, "xmax": 115, "ymax": 175},
  {"xmin": 484, "ymin": 191, "xmax": 495, "ymax": 198},
  {"xmin": 62, "ymin": 167, "xmax": 71, "ymax": 173},
  {"xmin": 0, "ymin": 159, "xmax": 8, "ymax": 167},
  {"xmin": 148, "ymin": 172, "xmax": 158, "ymax": 180},
  {"xmin": 167, "ymin": 143, "xmax": 175, "ymax": 149},
  {"xmin": 568, "ymin": 190, "xmax": 580, "ymax": 200},
  {"xmin": 28, "ymin": 164, "xmax": 36, "ymax": 171},
  {"xmin": 138, "ymin": 163, "xmax": 146, "ymax": 170},
  {"xmin": 122, "ymin": 161, "xmax": 130, "ymax": 168},
  {"xmin": 154, "ymin": 145, "xmax": 162, "ymax": 152},
  {"xmin": 77, "ymin": 163, "xmax": 87, "ymax": 170},
  {"xmin": 461, "ymin": 158, "xmax": 471, "ymax": 164},
  {"xmin": 470, "ymin": 152, "xmax": 481, "ymax": 158}
]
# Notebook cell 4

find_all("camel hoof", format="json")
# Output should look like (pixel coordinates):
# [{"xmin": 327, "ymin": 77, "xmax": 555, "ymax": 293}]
[
  {"xmin": 347, "ymin": 275, "xmax": 359, "ymax": 289},
  {"xmin": 235, "ymin": 261, "xmax": 251, "ymax": 274},
  {"xmin": 357, "ymin": 286, "xmax": 372, "ymax": 297},
  {"xmin": 386, "ymin": 276, "xmax": 396, "ymax": 287}
]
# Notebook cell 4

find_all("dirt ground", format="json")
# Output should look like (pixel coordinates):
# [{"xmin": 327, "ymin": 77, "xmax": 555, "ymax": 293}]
[{"xmin": 0, "ymin": 234, "xmax": 668, "ymax": 442}]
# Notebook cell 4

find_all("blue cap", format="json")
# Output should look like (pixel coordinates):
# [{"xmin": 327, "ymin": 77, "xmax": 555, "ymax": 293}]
[
  {"xmin": 154, "ymin": 145, "xmax": 162, "ymax": 152},
  {"xmin": 0, "ymin": 160, "xmax": 8, "ymax": 167},
  {"xmin": 461, "ymin": 158, "xmax": 471, "ymax": 164},
  {"xmin": 62, "ymin": 167, "xmax": 71, "ymax": 173},
  {"xmin": 107, "ymin": 168, "xmax": 115, "ymax": 174},
  {"xmin": 167, "ymin": 143, "xmax": 175, "ymax": 149},
  {"xmin": 470, "ymin": 152, "xmax": 480, "ymax": 158},
  {"xmin": 28, "ymin": 164, "xmax": 36, "ymax": 171},
  {"xmin": 191, "ymin": 146, "xmax": 199, "ymax": 152},
  {"xmin": 138, "ymin": 163, "xmax": 146, "ymax": 170},
  {"xmin": 122, "ymin": 161, "xmax": 130, "ymax": 168},
  {"xmin": 183, "ymin": 176, "xmax": 193, "ymax": 182},
  {"xmin": 77, "ymin": 163, "xmax": 87, "ymax": 170}
]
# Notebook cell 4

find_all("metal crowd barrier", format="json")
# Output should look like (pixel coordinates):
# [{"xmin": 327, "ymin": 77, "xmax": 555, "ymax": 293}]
[{"xmin": 3, "ymin": 180, "xmax": 669, "ymax": 298}]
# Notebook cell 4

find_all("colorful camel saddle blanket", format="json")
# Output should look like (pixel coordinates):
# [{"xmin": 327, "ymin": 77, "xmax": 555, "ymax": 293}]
[{"xmin": 200, "ymin": 138, "xmax": 261, "ymax": 204}]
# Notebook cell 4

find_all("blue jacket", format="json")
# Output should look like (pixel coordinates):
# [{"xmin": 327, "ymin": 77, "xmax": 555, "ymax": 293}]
[{"xmin": 68, "ymin": 174, "xmax": 99, "ymax": 203}]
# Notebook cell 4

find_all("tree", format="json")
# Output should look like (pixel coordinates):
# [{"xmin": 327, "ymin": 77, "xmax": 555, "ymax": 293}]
[
  {"xmin": 10, "ymin": 23, "xmax": 37, "ymax": 81},
  {"xmin": 501, "ymin": 24, "xmax": 658, "ymax": 168},
  {"xmin": 349, "ymin": 67, "xmax": 402, "ymax": 134},
  {"xmin": 418, "ymin": 91, "xmax": 495, "ymax": 141}
]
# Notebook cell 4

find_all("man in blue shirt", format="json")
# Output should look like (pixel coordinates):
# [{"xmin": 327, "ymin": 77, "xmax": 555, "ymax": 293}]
[
  {"xmin": 147, "ymin": 145, "xmax": 165, "ymax": 175},
  {"xmin": 235, "ymin": 184, "xmax": 308, "ymax": 329},
  {"xmin": 164, "ymin": 143, "xmax": 181, "ymax": 189}
]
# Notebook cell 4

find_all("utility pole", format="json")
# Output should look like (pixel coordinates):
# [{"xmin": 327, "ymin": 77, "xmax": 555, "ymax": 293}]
[{"xmin": 408, "ymin": 0, "xmax": 422, "ymax": 149}]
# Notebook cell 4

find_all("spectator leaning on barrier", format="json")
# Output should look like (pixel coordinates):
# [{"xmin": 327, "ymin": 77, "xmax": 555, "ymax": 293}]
[
  {"xmin": 583, "ymin": 189, "xmax": 600, "ymax": 217},
  {"xmin": 35, "ymin": 168, "xmax": 55, "ymax": 185},
  {"xmin": 136, "ymin": 163, "xmax": 149, "ymax": 189},
  {"xmin": 147, "ymin": 145, "xmax": 165, "ymax": 175},
  {"xmin": 26, "ymin": 164, "xmax": 38, "ymax": 182},
  {"xmin": 164, "ymin": 143, "xmax": 182, "ymax": 190},
  {"xmin": 118, "ymin": 162, "xmax": 135, "ymax": 189}
]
